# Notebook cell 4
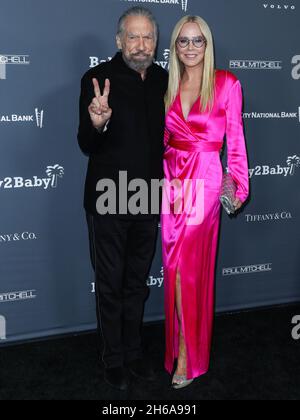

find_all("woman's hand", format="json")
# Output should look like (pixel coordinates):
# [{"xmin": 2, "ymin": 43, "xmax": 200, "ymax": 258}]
[{"xmin": 233, "ymin": 198, "xmax": 243, "ymax": 211}]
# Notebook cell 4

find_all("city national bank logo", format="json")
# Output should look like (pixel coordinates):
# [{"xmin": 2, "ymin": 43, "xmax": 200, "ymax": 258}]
[
  {"xmin": 262, "ymin": 3, "xmax": 296, "ymax": 11},
  {"xmin": 0, "ymin": 290, "xmax": 37, "ymax": 303},
  {"xmin": 121, "ymin": 0, "xmax": 189, "ymax": 12},
  {"xmin": 0, "ymin": 54, "xmax": 30, "ymax": 80},
  {"xmin": 243, "ymin": 108, "xmax": 300, "ymax": 123},
  {"xmin": 0, "ymin": 315, "xmax": 6, "ymax": 340},
  {"xmin": 230, "ymin": 60, "xmax": 282, "ymax": 70},
  {"xmin": 0, "ymin": 108, "xmax": 44, "ymax": 128},
  {"xmin": 223, "ymin": 263, "xmax": 272, "ymax": 276},
  {"xmin": 0, "ymin": 164, "xmax": 65, "ymax": 190},
  {"xmin": 249, "ymin": 155, "xmax": 300, "ymax": 178},
  {"xmin": 148, "ymin": 267, "xmax": 164, "ymax": 288}
]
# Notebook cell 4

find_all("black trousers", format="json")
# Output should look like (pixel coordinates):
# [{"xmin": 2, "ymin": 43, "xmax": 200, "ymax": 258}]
[{"xmin": 86, "ymin": 213, "xmax": 159, "ymax": 368}]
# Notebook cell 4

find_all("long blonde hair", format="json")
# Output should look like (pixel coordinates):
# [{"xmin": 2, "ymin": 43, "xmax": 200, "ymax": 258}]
[{"xmin": 165, "ymin": 15, "xmax": 216, "ymax": 113}]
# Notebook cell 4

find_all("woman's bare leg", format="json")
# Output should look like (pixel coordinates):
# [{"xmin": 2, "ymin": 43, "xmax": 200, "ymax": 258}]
[{"xmin": 174, "ymin": 269, "xmax": 187, "ymax": 376}]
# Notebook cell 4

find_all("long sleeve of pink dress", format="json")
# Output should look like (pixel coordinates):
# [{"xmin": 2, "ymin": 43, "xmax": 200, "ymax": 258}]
[{"xmin": 161, "ymin": 70, "xmax": 249, "ymax": 380}]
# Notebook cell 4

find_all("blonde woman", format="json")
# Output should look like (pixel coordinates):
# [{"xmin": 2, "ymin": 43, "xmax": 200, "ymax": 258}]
[{"xmin": 161, "ymin": 16, "xmax": 249, "ymax": 389}]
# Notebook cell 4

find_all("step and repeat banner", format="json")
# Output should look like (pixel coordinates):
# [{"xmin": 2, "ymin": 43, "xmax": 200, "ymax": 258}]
[{"xmin": 0, "ymin": 0, "xmax": 299, "ymax": 343}]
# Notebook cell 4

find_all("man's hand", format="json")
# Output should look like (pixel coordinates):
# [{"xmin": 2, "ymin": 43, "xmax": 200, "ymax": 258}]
[{"xmin": 88, "ymin": 78, "xmax": 112, "ymax": 130}]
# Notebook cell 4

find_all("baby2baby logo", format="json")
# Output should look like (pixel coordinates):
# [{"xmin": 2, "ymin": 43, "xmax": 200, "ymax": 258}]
[
  {"xmin": 249, "ymin": 155, "xmax": 300, "ymax": 178},
  {"xmin": 0, "ymin": 165, "xmax": 65, "ymax": 190}
]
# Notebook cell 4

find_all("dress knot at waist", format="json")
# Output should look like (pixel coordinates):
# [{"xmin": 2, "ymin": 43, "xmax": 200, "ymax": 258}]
[{"xmin": 168, "ymin": 138, "xmax": 223, "ymax": 153}]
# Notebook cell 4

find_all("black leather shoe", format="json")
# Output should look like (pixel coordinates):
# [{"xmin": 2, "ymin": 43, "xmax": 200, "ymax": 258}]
[
  {"xmin": 127, "ymin": 358, "xmax": 156, "ymax": 382},
  {"xmin": 104, "ymin": 367, "xmax": 129, "ymax": 391}
]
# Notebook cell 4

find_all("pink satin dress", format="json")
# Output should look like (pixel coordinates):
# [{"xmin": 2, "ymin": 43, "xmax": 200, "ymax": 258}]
[{"xmin": 161, "ymin": 70, "xmax": 249, "ymax": 380}]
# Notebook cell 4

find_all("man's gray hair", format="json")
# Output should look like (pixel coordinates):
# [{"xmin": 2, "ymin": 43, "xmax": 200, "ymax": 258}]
[{"xmin": 117, "ymin": 7, "xmax": 158, "ymax": 40}]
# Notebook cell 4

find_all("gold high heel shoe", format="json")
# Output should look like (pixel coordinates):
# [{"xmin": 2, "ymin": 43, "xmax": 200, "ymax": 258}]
[{"xmin": 172, "ymin": 373, "xmax": 194, "ymax": 389}]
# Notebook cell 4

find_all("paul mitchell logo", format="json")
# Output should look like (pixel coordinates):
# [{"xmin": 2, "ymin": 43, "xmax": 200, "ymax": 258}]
[
  {"xmin": 223, "ymin": 263, "xmax": 272, "ymax": 276},
  {"xmin": 0, "ymin": 315, "xmax": 6, "ymax": 340},
  {"xmin": 230, "ymin": 60, "xmax": 282, "ymax": 70},
  {"xmin": 0, "ymin": 290, "xmax": 37, "ymax": 303},
  {"xmin": 0, "ymin": 54, "xmax": 30, "ymax": 80},
  {"xmin": 0, "ymin": 164, "xmax": 65, "ymax": 190},
  {"xmin": 249, "ymin": 155, "xmax": 300, "ymax": 178},
  {"xmin": 0, "ymin": 108, "xmax": 44, "ymax": 128}
]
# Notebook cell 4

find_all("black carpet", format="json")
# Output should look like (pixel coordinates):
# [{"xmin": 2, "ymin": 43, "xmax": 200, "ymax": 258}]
[{"xmin": 0, "ymin": 304, "xmax": 300, "ymax": 400}]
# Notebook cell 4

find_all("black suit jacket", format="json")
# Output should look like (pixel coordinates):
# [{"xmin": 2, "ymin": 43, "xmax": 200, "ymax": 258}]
[{"xmin": 78, "ymin": 52, "xmax": 168, "ymax": 218}]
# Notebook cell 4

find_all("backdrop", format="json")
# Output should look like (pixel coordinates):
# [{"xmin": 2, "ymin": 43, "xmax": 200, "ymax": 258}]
[{"xmin": 0, "ymin": 0, "xmax": 299, "ymax": 344}]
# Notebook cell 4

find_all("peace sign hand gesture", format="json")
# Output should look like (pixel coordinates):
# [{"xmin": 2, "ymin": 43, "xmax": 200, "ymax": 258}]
[{"xmin": 88, "ymin": 78, "xmax": 112, "ymax": 130}]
